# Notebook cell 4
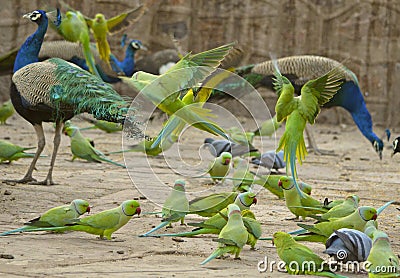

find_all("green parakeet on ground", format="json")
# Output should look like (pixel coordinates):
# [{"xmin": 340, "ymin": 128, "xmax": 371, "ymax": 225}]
[
  {"xmin": 121, "ymin": 43, "xmax": 235, "ymax": 142},
  {"xmin": 63, "ymin": 125, "xmax": 125, "ymax": 168},
  {"xmin": 208, "ymin": 151, "xmax": 232, "ymax": 183},
  {"xmin": 0, "ymin": 139, "xmax": 40, "ymax": 163},
  {"xmin": 140, "ymin": 179, "xmax": 189, "ymax": 236},
  {"xmin": 272, "ymin": 59, "xmax": 345, "ymax": 198},
  {"xmin": 311, "ymin": 195, "xmax": 359, "ymax": 222},
  {"xmin": 0, "ymin": 199, "xmax": 90, "ymax": 236},
  {"xmin": 27, "ymin": 200, "xmax": 141, "ymax": 240},
  {"xmin": 200, "ymin": 204, "xmax": 248, "ymax": 265},
  {"xmin": 273, "ymin": 231, "xmax": 348, "ymax": 277},
  {"xmin": 365, "ymin": 226, "xmax": 400, "ymax": 277},
  {"xmin": 0, "ymin": 100, "xmax": 15, "ymax": 124}
]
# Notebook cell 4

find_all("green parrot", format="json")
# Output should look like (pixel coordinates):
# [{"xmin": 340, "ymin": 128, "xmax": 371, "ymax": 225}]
[
  {"xmin": 63, "ymin": 125, "xmax": 125, "ymax": 168},
  {"xmin": 311, "ymin": 195, "xmax": 360, "ymax": 222},
  {"xmin": 295, "ymin": 206, "xmax": 378, "ymax": 243},
  {"xmin": 200, "ymin": 204, "xmax": 248, "ymax": 265},
  {"xmin": 254, "ymin": 114, "xmax": 281, "ymax": 137},
  {"xmin": 273, "ymin": 231, "xmax": 348, "ymax": 278},
  {"xmin": 227, "ymin": 126, "xmax": 255, "ymax": 147},
  {"xmin": 272, "ymin": 60, "xmax": 345, "ymax": 198},
  {"xmin": 208, "ymin": 151, "xmax": 232, "ymax": 183},
  {"xmin": 80, "ymin": 118, "xmax": 123, "ymax": 133},
  {"xmin": 189, "ymin": 191, "xmax": 257, "ymax": 217},
  {"xmin": 150, "ymin": 209, "xmax": 262, "ymax": 250},
  {"xmin": 84, "ymin": 6, "xmax": 145, "ymax": 66},
  {"xmin": 140, "ymin": 179, "xmax": 189, "ymax": 236},
  {"xmin": 232, "ymin": 157, "xmax": 254, "ymax": 192},
  {"xmin": 54, "ymin": 9, "xmax": 101, "ymax": 77},
  {"xmin": 0, "ymin": 100, "xmax": 15, "ymax": 124},
  {"xmin": 28, "ymin": 200, "xmax": 141, "ymax": 240},
  {"xmin": 121, "ymin": 43, "xmax": 235, "ymax": 142},
  {"xmin": 279, "ymin": 176, "xmax": 327, "ymax": 220},
  {"xmin": 0, "ymin": 199, "xmax": 90, "ymax": 236},
  {"xmin": 365, "ymin": 227, "xmax": 400, "ymax": 277},
  {"xmin": 252, "ymin": 174, "xmax": 312, "ymax": 199},
  {"xmin": 0, "ymin": 139, "xmax": 38, "ymax": 163}
]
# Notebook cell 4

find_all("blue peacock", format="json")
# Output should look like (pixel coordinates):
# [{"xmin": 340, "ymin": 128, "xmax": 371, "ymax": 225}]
[
  {"xmin": 7, "ymin": 9, "xmax": 139, "ymax": 185},
  {"xmin": 228, "ymin": 56, "xmax": 384, "ymax": 159}
]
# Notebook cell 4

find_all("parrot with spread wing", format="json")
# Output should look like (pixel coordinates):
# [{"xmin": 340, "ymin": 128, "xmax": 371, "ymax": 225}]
[
  {"xmin": 121, "ymin": 43, "xmax": 235, "ymax": 142},
  {"xmin": 200, "ymin": 204, "xmax": 248, "ymax": 265},
  {"xmin": 273, "ymin": 231, "xmax": 348, "ymax": 277},
  {"xmin": 0, "ymin": 199, "xmax": 90, "ymax": 236},
  {"xmin": 140, "ymin": 179, "xmax": 189, "ymax": 236},
  {"xmin": 272, "ymin": 59, "xmax": 345, "ymax": 197}
]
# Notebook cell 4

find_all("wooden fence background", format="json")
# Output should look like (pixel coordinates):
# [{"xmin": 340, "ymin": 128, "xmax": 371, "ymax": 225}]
[{"xmin": 0, "ymin": 0, "xmax": 399, "ymax": 127}]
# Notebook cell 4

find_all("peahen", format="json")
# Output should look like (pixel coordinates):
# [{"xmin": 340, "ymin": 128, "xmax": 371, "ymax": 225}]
[
  {"xmin": 7, "ymin": 10, "xmax": 139, "ymax": 185},
  {"xmin": 229, "ymin": 56, "xmax": 384, "ymax": 159}
]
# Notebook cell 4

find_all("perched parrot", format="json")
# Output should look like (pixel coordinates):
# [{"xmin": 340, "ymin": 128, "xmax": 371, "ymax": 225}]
[
  {"xmin": 0, "ymin": 199, "xmax": 90, "ymax": 236},
  {"xmin": 203, "ymin": 137, "xmax": 258, "ymax": 157},
  {"xmin": 252, "ymin": 174, "xmax": 312, "ymax": 199},
  {"xmin": 231, "ymin": 157, "xmax": 254, "ymax": 192},
  {"xmin": 53, "ymin": 9, "xmax": 101, "ymax": 77},
  {"xmin": 324, "ymin": 228, "xmax": 372, "ymax": 263},
  {"xmin": 26, "ymin": 200, "xmax": 141, "ymax": 240},
  {"xmin": 0, "ymin": 100, "xmax": 15, "ymax": 124},
  {"xmin": 365, "ymin": 227, "xmax": 400, "ymax": 277},
  {"xmin": 140, "ymin": 179, "xmax": 189, "ymax": 236},
  {"xmin": 0, "ymin": 139, "xmax": 37, "ymax": 163},
  {"xmin": 121, "ymin": 43, "xmax": 235, "ymax": 143},
  {"xmin": 63, "ymin": 125, "xmax": 125, "ymax": 168},
  {"xmin": 200, "ymin": 204, "xmax": 248, "ymax": 265},
  {"xmin": 150, "ymin": 209, "xmax": 262, "ymax": 250},
  {"xmin": 253, "ymin": 114, "xmax": 281, "ymax": 136},
  {"xmin": 272, "ymin": 60, "xmax": 345, "ymax": 198},
  {"xmin": 273, "ymin": 231, "xmax": 348, "ymax": 278},
  {"xmin": 208, "ymin": 151, "xmax": 232, "ymax": 183},
  {"xmin": 279, "ymin": 176, "xmax": 327, "ymax": 220},
  {"xmin": 189, "ymin": 191, "xmax": 257, "ymax": 217}
]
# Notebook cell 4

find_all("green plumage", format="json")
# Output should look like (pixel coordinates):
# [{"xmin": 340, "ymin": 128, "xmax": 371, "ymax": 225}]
[
  {"xmin": 0, "ymin": 139, "xmax": 36, "ymax": 163},
  {"xmin": 0, "ymin": 100, "xmax": 15, "ymax": 124}
]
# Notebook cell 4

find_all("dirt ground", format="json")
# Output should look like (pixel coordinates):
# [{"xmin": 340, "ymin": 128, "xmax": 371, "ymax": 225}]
[{"xmin": 0, "ymin": 108, "xmax": 399, "ymax": 278}]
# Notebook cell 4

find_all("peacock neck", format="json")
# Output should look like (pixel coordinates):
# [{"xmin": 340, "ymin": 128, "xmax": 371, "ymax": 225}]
[
  {"xmin": 350, "ymin": 103, "xmax": 379, "ymax": 144},
  {"xmin": 13, "ymin": 18, "xmax": 48, "ymax": 73},
  {"xmin": 120, "ymin": 47, "xmax": 136, "ymax": 77}
]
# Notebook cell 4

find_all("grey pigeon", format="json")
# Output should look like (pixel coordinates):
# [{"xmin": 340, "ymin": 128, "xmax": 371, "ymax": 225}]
[
  {"xmin": 250, "ymin": 150, "xmax": 285, "ymax": 171},
  {"xmin": 203, "ymin": 138, "xmax": 258, "ymax": 157},
  {"xmin": 324, "ymin": 228, "xmax": 372, "ymax": 263}
]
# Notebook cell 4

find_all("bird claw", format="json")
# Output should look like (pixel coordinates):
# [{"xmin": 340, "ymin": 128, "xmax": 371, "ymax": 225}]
[{"xmin": 3, "ymin": 177, "xmax": 37, "ymax": 184}]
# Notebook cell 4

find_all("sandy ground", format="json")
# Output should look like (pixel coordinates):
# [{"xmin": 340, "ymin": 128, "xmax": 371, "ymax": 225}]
[{"xmin": 0, "ymin": 109, "xmax": 399, "ymax": 278}]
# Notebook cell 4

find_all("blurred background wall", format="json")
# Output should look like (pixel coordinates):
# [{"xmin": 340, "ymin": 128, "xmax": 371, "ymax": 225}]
[{"xmin": 0, "ymin": 0, "xmax": 399, "ymax": 127}]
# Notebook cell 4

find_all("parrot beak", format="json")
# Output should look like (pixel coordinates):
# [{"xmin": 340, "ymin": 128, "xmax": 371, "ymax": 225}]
[
  {"xmin": 252, "ymin": 197, "xmax": 258, "ymax": 205},
  {"xmin": 372, "ymin": 214, "xmax": 377, "ymax": 220},
  {"xmin": 224, "ymin": 158, "xmax": 231, "ymax": 165},
  {"xmin": 136, "ymin": 207, "xmax": 141, "ymax": 216},
  {"xmin": 278, "ymin": 180, "xmax": 283, "ymax": 187},
  {"xmin": 271, "ymin": 239, "xmax": 275, "ymax": 246},
  {"xmin": 86, "ymin": 206, "xmax": 91, "ymax": 213}
]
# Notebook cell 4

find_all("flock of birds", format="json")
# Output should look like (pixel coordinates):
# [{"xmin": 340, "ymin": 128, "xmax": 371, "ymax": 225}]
[{"xmin": 0, "ymin": 4, "xmax": 399, "ymax": 278}]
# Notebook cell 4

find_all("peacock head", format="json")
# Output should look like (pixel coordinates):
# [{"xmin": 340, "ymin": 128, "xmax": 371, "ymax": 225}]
[
  {"xmin": 23, "ymin": 10, "xmax": 47, "ymax": 24},
  {"xmin": 373, "ymin": 139, "xmax": 383, "ymax": 160},
  {"xmin": 130, "ymin": 40, "xmax": 147, "ymax": 51}
]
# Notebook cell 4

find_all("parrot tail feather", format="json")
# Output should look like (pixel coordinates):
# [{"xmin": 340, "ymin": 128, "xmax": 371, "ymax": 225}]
[
  {"xmin": 200, "ymin": 246, "xmax": 236, "ymax": 265},
  {"xmin": 0, "ymin": 226, "xmax": 28, "ymax": 236},
  {"xmin": 139, "ymin": 221, "xmax": 170, "ymax": 237}
]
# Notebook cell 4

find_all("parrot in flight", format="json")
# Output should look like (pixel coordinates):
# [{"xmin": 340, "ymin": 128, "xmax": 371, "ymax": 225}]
[
  {"xmin": 121, "ymin": 43, "xmax": 235, "ymax": 143},
  {"xmin": 273, "ymin": 231, "xmax": 348, "ymax": 277},
  {"xmin": 0, "ymin": 199, "xmax": 90, "ymax": 236},
  {"xmin": 140, "ymin": 179, "xmax": 189, "ymax": 236},
  {"xmin": 272, "ymin": 59, "xmax": 345, "ymax": 198},
  {"xmin": 200, "ymin": 204, "xmax": 248, "ymax": 265}
]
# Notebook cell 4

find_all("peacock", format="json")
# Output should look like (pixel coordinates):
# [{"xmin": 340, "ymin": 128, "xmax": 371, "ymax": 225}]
[
  {"xmin": 0, "ymin": 38, "xmax": 144, "ymax": 83},
  {"xmin": 229, "ymin": 56, "xmax": 384, "ymax": 159},
  {"xmin": 7, "ymin": 9, "xmax": 139, "ymax": 185}
]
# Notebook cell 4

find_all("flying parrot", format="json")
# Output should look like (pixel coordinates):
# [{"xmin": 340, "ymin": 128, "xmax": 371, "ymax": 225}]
[
  {"xmin": 200, "ymin": 204, "xmax": 248, "ymax": 265},
  {"xmin": 0, "ymin": 100, "xmax": 15, "ymax": 124},
  {"xmin": 63, "ymin": 125, "xmax": 125, "ymax": 168},
  {"xmin": 273, "ymin": 231, "xmax": 348, "ymax": 278},
  {"xmin": 0, "ymin": 199, "xmax": 90, "ymax": 236},
  {"xmin": 272, "ymin": 59, "xmax": 345, "ymax": 198},
  {"xmin": 140, "ymin": 179, "xmax": 189, "ymax": 236}
]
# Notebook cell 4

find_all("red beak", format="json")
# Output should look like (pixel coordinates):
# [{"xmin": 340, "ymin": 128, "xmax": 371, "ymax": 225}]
[
  {"xmin": 86, "ymin": 206, "xmax": 91, "ymax": 213},
  {"xmin": 136, "ymin": 207, "xmax": 141, "ymax": 216},
  {"xmin": 224, "ymin": 158, "xmax": 231, "ymax": 165},
  {"xmin": 253, "ymin": 197, "xmax": 258, "ymax": 205},
  {"xmin": 278, "ymin": 180, "xmax": 282, "ymax": 187},
  {"xmin": 372, "ymin": 214, "xmax": 377, "ymax": 220}
]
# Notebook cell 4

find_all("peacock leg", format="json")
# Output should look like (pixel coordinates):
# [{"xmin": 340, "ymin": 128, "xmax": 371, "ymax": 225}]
[
  {"xmin": 33, "ymin": 121, "xmax": 63, "ymax": 185},
  {"xmin": 5, "ymin": 124, "xmax": 45, "ymax": 183},
  {"xmin": 305, "ymin": 125, "xmax": 335, "ymax": 156}
]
